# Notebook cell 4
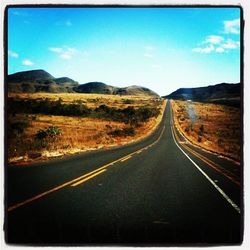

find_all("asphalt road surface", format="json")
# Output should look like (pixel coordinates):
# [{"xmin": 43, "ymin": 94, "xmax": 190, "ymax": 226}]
[{"xmin": 5, "ymin": 101, "xmax": 242, "ymax": 245}]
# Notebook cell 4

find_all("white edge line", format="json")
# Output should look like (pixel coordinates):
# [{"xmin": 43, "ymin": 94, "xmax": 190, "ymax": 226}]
[{"xmin": 170, "ymin": 110, "xmax": 240, "ymax": 214}]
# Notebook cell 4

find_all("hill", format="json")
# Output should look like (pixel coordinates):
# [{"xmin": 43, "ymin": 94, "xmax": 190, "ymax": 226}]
[
  {"xmin": 54, "ymin": 77, "xmax": 79, "ymax": 85},
  {"xmin": 8, "ymin": 69, "xmax": 54, "ymax": 83},
  {"xmin": 8, "ymin": 69, "xmax": 159, "ymax": 97},
  {"xmin": 8, "ymin": 70, "xmax": 79, "ymax": 93},
  {"xmin": 74, "ymin": 82, "xmax": 117, "ymax": 94},
  {"xmin": 163, "ymin": 83, "xmax": 241, "ymax": 107},
  {"xmin": 74, "ymin": 82, "xmax": 158, "ymax": 97}
]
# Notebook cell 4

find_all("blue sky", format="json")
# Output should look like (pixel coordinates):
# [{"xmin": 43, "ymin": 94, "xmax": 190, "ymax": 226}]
[{"xmin": 8, "ymin": 7, "xmax": 241, "ymax": 95}]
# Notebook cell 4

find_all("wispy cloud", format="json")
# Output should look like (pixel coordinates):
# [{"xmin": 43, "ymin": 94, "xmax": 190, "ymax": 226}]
[
  {"xmin": 143, "ymin": 45, "xmax": 156, "ymax": 58},
  {"xmin": 8, "ymin": 50, "xmax": 19, "ymax": 58},
  {"xmin": 144, "ymin": 53, "xmax": 153, "ymax": 58},
  {"xmin": 22, "ymin": 59, "xmax": 34, "ymax": 66},
  {"xmin": 224, "ymin": 18, "xmax": 240, "ymax": 34},
  {"xmin": 49, "ymin": 47, "xmax": 63, "ymax": 53},
  {"xmin": 192, "ymin": 45, "xmax": 215, "ymax": 54},
  {"xmin": 205, "ymin": 35, "xmax": 224, "ymax": 44},
  {"xmin": 49, "ymin": 46, "xmax": 77, "ymax": 60},
  {"xmin": 193, "ymin": 34, "xmax": 239, "ymax": 54},
  {"xmin": 215, "ymin": 47, "xmax": 225, "ymax": 53},
  {"xmin": 222, "ymin": 39, "xmax": 239, "ymax": 49}
]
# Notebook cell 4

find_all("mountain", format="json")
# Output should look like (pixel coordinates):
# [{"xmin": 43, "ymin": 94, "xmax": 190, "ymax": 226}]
[
  {"xmin": 8, "ymin": 70, "xmax": 78, "ymax": 93},
  {"xmin": 74, "ymin": 82, "xmax": 159, "ymax": 97},
  {"xmin": 114, "ymin": 85, "xmax": 159, "ymax": 96},
  {"xmin": 54, "ymin": 77, "xmax": 79, "ymax": 85},
  {"xmin": 74, "ymin": 82, "xmax": 117, "ymax": 94},
  {"xmin": 8, "ymin": 69, "xmax": 54, "ymax": 83},
  {"xmin": 8, "ymin": 69, "xmax": 159, "ymax": 97},
  {"xmin": 163, "ymin": 83, "xmax": 241, "ymax": 107}
]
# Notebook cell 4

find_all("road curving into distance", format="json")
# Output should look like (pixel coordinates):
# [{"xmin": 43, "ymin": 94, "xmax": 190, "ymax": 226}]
[{"xmin": 6, "ymin": 100, "xmax": 242, "ymax": 245}]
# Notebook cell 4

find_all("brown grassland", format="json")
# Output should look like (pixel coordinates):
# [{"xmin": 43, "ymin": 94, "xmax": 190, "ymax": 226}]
[
  {"xmin": 8, "ymin": 92, "xmax": 159, "ymax": 109},
  {"xmin": 171, "ymin": 100, "xmax": 241, "ymax": 162},
  {"xmin": 7, "ymin": 93, "xmax": 165, "ymax": 164}
]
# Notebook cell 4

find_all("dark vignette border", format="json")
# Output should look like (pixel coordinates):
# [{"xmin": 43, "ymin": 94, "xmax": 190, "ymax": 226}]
[{"xmin": 3, "ymin": 3, "xmax": 244, "ymax": 247}]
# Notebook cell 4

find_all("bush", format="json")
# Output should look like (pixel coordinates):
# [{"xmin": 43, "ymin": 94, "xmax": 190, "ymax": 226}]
[
  {"xmin": 10, "ymin": 121, "xmax": 29, "ymax": 134},
  {"xmin": 8, "ymin": 120, "xmax": 30, "ymax": 139},
  {"xmin": 123, "ymin": 99, "xmax": 134, "ymax": 104},
  {"xmin": 198, "ymin": 124, "xmax": 204, "ymax": 137},
  {"xmin": 8, "ymin": 98, "xmax": 160, "ymax": 126},
  {"xmin": 34, "ymin": 126, "xmax": 61, "ymax": 149},
  {"xmin": 35, "ymin": 129, "xmax": 48, "ymax": 140},
  {"xmin": 108, "ymin": 127, "xmax": 135, "ymax": 137}
]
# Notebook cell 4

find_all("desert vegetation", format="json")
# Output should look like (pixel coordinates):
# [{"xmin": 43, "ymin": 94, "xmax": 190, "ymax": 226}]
[
  {"xmin": 171, "ymin": 100, "xmax": 241, "ymax": 161},
  {"xmin": 7, "ymin": 93, "xmax": 164, "ymax": 164}
]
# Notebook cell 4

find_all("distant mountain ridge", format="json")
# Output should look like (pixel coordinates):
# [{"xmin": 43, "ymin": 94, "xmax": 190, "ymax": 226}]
[
  {"xmin": 73, "ymin": 82, "xmax": 158, "ymax": 96},
  {"xmin": 8, "ymin": 69, "xmax": 54, "ymax": 82},
  {"xmin": 8, "ymin": 69, "xmax": 159, "ymax": 97},
  {"xmin": 163, "ymin": 83, "xmax": 241, "ymax": 107}
]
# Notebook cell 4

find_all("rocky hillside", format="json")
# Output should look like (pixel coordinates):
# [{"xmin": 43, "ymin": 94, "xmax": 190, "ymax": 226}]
[
  {"xmin": 8, "ymin": 69, "xmax": 159, "ymax": 97},
  {"xmin": 163, "ymin": 83, "xmax": 241, "ymax": 107}
]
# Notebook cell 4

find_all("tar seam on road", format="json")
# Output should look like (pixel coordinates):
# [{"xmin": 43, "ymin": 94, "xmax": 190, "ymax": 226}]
[
  {"xmin": 170, "ymin": 104, "xmax": 241, "ymax": 214},
  {"xmin": 7, "ymin": 107, "xmax": 167, "ymax": 212}
]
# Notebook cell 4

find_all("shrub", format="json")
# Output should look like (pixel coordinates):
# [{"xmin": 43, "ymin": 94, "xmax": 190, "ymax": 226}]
[
  {"xmin": 8, "ymin": 98, "xmax": 160, "ymax": 125},
  {"xmin": 34, "ymin": 126, "xmax": 61, "ymax": 149},
  {"xmin": 35, "ymin": 129, "xmax": 48, "ymax": 140},
  {"xmin": 108, "ymin": 127, "xmax": 135, "ymax": 137},
  {"xmin": 10, "ymin": 121, "xmax": 29, "ymax": 134},
  {"xmin": 198, "ymin": 124, "xmax": 204, "ymax": 137},
  {"xmin": 123, "ymin": 99, "xmax": 134, "ymax": 104}
]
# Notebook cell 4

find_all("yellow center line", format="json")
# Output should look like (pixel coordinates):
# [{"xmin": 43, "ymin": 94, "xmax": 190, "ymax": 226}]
[
  {"xmin": 8, "ymin": 105, "xmax": 167, "ymax": 213},
  {"xmin": 71, "ymin": 169, "xmax": 107, "ymax": 187},
  {"xmin": 120, "ymin": 155, "xmax": 132, "ymax": 162}
]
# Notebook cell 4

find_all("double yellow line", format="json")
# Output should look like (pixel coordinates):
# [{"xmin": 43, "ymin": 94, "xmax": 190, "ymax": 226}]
[
  {"xmin": 8, "ymin": 114, "xmax": 166, "ymax": 213},
  {"xmin": 171, "ymin": 102, "xmax": 240, "ymax": 187}
]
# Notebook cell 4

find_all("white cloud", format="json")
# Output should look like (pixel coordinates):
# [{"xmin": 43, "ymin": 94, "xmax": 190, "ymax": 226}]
[
  {"xmin": 224, "ymin": 18, "xmax": 240, "ymax": 34},
  {"xmin": 144, "ymin": 46, "xmax": 155, "ymax": 51},
  {"xmin": 215, "ymin": 47, "xmax": 225, "ymax": 53},
  {"xmin": 49, "ymin": 47, "xmax": 63, "ymax": 53},
  {"xmin": 205, "ymin": 35, "xmax": 224, "ymax": 44},
  {"xmin": 193, "ymin": 34, "xmax": 239, "ymax": 54},
  {"xmin": 49, "ymin": 46, "xmax": 78, "ymax": 60},
  {"xmin": 8, "ymin": 50, "xmax": 19, "ymax": 58},
  {"xmin": 144, "ymin": 53, "xmax": 153, "ymax": 58},
  {"xmin": 192, "ymin": 45, "xmax": 214, "ymax": 54},
  {"xmin": 22, "ymin": 59, "xmax": 34, "ymax": 66},
  {"xmin": 222, "ymin": 39, "xmax": 239, "ymax": 49},
  {"xmin": 60, "ymin": 53, "xmax": 72, "ymax": 60}
]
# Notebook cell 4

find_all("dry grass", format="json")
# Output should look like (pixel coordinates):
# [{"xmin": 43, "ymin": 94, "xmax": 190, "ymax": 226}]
[
  {"xmin": 171, "ymin": 100, "xmax": 241, "ymax": 161},
  {"xmin": 8, "ymin": 92, "xmax": 161, "ymax": 109},
  {"xmin": 7, "ymin": 93, "xmax": 165, "ymax": 164}
]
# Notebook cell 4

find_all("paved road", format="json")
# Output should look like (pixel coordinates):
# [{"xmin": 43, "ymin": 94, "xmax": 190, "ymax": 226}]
[{"xmin": 5, "ymin": 101, "xmax": 242, "ymax": 245}]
